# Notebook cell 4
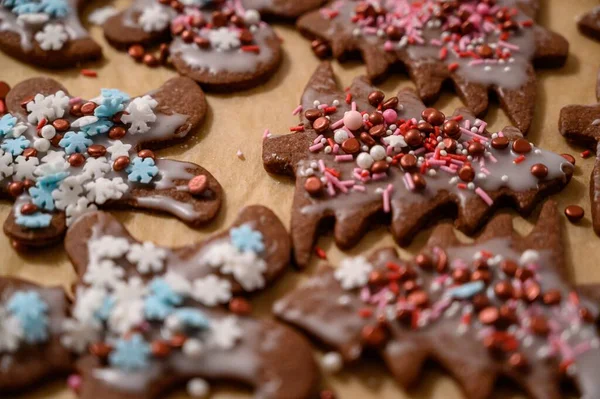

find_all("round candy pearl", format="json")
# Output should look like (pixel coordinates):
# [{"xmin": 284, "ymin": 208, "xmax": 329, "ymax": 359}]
[
  {"xmin": 334, "ymin": 129, "xmax": 349, "ymax": 144},
  {"xmin": 383, "ymin": 109, "xmax": 397, "ymax": 124},
  {"xmin": 182, "ymin": 338, "xmax": 204, "ymax": 358},
  {"xmin": 321, "ymin": 352, "xmax": 343, "ymax": 374},
  {"xmin": 476, "ymin": 3, "xmax": 490, "ymax": 14},
  {"xmin": 33, "ymin": 138, "xmax": 51, "ymax": 152},
  {"xmin": 343, "ymin": 110, "xmax": 363, "ymax": 130},
  {"xmin": 244, "ymin": 9, "xmax": 261, "ymax": 25},
  {"xmin": 356, "ymin": 152, "xmax": 374, "ymax": 169},
  {"xmin": 187, "ymin": 378, "xmax": 209, "ymax": 398},
  {"xmin": 370, "ymin": 145, "xmax": 386, "ymax": 161},
  {"xmin": 40, "ymin": 124, "xmax": 56, "ymax": 140}
]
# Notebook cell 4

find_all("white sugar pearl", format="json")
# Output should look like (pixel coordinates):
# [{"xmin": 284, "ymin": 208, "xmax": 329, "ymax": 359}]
[
  {"xmin": 324, "ymin": 146, "xmax": 332, "ymax": 154},
  {"xmin": 165, "ymin": 315, "xmax": 182, "ymax": 331},
  {"xmin": 33, "ymin": 138, "xmax": 51, "ymax": 152},
  {"xmin": 244, "ymin": 9, "xmax": 261, "ymax": 25},
  {"xmin": 361, "ymin": 145, "xmax": 369, "ymax": 152},
  {"xmin": 334, "ymin": 129, "xmax": 349, "ymax": 144},
  {"xmin": 369, "ymin": 145, "xmax": 386, "ymax": 161},
  {"xmin": 321, "ymin": 352, "xmax": 343, "ymax": 374},
  {"xmin": 183, "ymin": 338, "xmax": 204, "ymax": 358},
  {"xmin": 40, "ymin": 124, "xmax": 56, "ymax": 140},
  {"xmin": 519, "ymin": 249, "xmax": 539, "ymax": 266},
  {"xmin": 467, "ymin": 182, "xmax": 475, "ymax": 190},
  {"xmin": 187, "ymin": 378, "xmax": 209, "ymax": 398},
  {"xmin": 333, "ymin": 100, "xmax": 340, "ymax": 106},
  {"xmin": 356, "ymin": 152, "xmax": 374, "ymax": 169},
  {"xmin": 304, "ymin": 167, "xmax": 314, "ymax": 176},
  {"xmin": 501, "ymin": 175, "xmax": 509, "ymax": 182}
]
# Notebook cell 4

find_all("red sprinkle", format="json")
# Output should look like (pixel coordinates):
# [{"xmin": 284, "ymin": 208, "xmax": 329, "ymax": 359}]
[
  {"xmin": 314, "ymin": 246, "xmax": 327, "ymax": 260},
  {"xmin": 80, "ymin": 69, "xmax": 97, "ymax": 78},
  {"xmin": 37, "ymin": 118, "xmax": 47, "ymax": 130},
  {"xmin": 358, "ymin": 308, "xmax": 373, "ymax": 318},
  {"xmin": 0, "ymin": 99, "xmax": 6, "ymax": 114},
  {"xmin": 581, "ymin": 150, "xmax": 592, "ymax": 159},
  {"xmin": 324, "ymin": 106, "xmax": 337, "ymax": 115},
  {"xmin": 241, "ymin": 45, "xmax": 260, "ymax": 53},
  {"xmin": 448, "ymin": 63, "xmax": 459, "ymax": 72},
  {"xmin": 439, "ymin": 47, "xmax": 448, "ymax": 60},
  {"xmin": 290, "ymin": 125, "xmax": 305, "ymax": 132},
  {"xmin": 345, "ymin": 93, "xmax": 352, "ymax": 104},
  {"xmin": 513, "ymin": 155, "xmax": 526, "ymax": 164}
]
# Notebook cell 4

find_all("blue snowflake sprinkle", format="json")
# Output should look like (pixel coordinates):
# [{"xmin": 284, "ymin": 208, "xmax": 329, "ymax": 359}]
[
  {"xmin": 144, "ymin": 294, "xmax": 174, "ymax": 321},
  {"xmin": 171, "ymin": 308, "xmax": 210, "ymax": 330},
  {"xmin": 109, "ymin": 334, "xmax": 151, "ymax": 372},
  {"xmin": 127, "ymin": 157, "xmax": 159, "ymax": 184},
  {"xmin": 95, "ymin": 295, "xmax": 114, "ymax": 321},
  {"xmin": 7, "ymin": 290, "xmax": 49, "ymax": 343},
  {"xmin": 149, "ymin": 278, "xmax": 183, "ymax": 305},
  {"xmin": 12, "ymin": 1, "xmax": 42, "ymax": 14},
  {"xmin": 0, "ymin": 113, "xmax": 17, "ymax": 136},
  {"xmin": 448, "ymin": 281, "xmax": 485, "ymax": 299},
  {"xmin": 1, "ymin": 136, "xmax": 30, "ymax": 156},
  {"xmin": 80, "ymin": 119, "xmax": 113, "ymax": 136},
  {"xmin": 39, "ymin": 0, "xmax": 70, "ymax": 17},
  {"xmin": 37, "ymin": 172, "xmax": 68, "ymax": 190},
  {"xmin": 16, "ymin": 212, "xmax": 52, "ymax": 229},
  {"xmin": 230, "ymin": 224, "xmax": 264, "ymax": 253},
  {"xmin": 30, "ymin": 185, "xmax": 55, "ymax": 211},
  {"xmin": 2, "ymin": 0, "xmax": 30, "ymax": 8},
  {"xmin": 94, "ymin": 89, "xmax": 130, "ymax": 118},
  {"xmin": 59, "ymin": 131, "xmax": 93, "ymax": 154}
]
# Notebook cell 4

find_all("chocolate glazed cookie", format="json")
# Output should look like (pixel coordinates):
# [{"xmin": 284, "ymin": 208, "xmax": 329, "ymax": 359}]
[
  {"xmin": 103, "ymin": 0, "xmax": 282, "ymax": 91},
  {"xmin": 275, "ymin": 201, "xmax": 600, "ymax": 399},
  {"xmin": 559, "ymin": 68, "xmax": 600, "ymax": 237},
  {"xmin": 0, "ymin": 77, "xmax": 222, "ymax": 252},
  {"xmin": 62, "ymin": 205, "xmax": 320, "ymax": 399},
  {"xmin": 296, "ymin": 0, "xmax": 568, "ymax": 134},
  {"xmin": 0, "ymin": 0, "xmax": 102, "ymax": 68},
  {"xmin": 263, "ymin": 62, "xmax": 573, "ymax": 267}
]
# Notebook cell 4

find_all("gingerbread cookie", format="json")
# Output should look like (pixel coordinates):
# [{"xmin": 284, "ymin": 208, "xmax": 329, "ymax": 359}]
[
  {"xmin": 0, "ymin": 277, "xmax": 73, "ymax": 393},
  {"xmin": 274, "ymin": 200, "xmax": 600, "ymax": 398},
  {"xmin": 296, "ymin": 0, "xmax": 569, "ymax": 133},
  {"xmin": 263, "ymin": 62, "xmax": 573, "ymax": 266},
  {"xmin": 0, "ymin": 0, "xmax": 102, "ymax": 68},
  {"xmin": 0, "ymin": 76, "xmax": 222, "ymax": 252},
  {"xmin": 61, "ymin": 205, "xmax": 320, "ymax": 399},
  {"xmin": 559, "ymin": 68, "xmax": 600, "ymax": 236},
  {"xmin": 577, "ymin": 4, "xmax": 600, "ymax": 41},
  {"xmin": 103, "ymin": 0, "xmax": 282, "ymax": 91}
]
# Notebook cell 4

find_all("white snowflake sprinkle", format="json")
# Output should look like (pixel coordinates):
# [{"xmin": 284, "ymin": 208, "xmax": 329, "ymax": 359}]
[
  {"xmin": 35, "ymin": 23, "xmax": 69, "ymax": 51},
  {"xmin": 82, "ymin": 156, "xmax": 111, "ymax": 180},
  {"xmin": 139, "ymin": 5, "xmax": 171, "ymax": 32},
  {"xmin": 83, "ymin": 259, "xmax": 125, "ymax": 289},
  {"xmin": 85, "ymin": 177, "xmax": 128, "ymax": 205},
  {"xmin": 0, "ymin": 149, "xmax": 14, "ymax": 179},
  {"xmin": 13, "ymin": 155, "xmax": 39, "ymax": 180},
  {"xmin": 334, "ymin": 256, "xmax": 373, "ymax": 290},
  {"xmin": 126, "ymin": 241, "xmax": 167, "ymax": 274},
  {"xmin": 192, "ymin": 274, "xmax": 232, "ymax": 306},
  {"xmin": 208, "ymin": 27, "xmax": 241, "ymax": 51},
  {"xmin": 106, "ymin": 141, "xmax": 132, "ymax": 161},
  {"xmin": 65, "ymin": 197, "xmax": 98, "ymax": 226},
  {"xmin": 52, "ymin": 176, "xmax": 84, "ymax": 211},
  {"xmin": 122, "ymin": 96, "xmax": 157, "ymax": 134},
  {"xmin": 202, "ymin": 241, "xmax": 266, "ymax": 291},
  {"xmin": 206, "ymin": 316, "xmax": 242, "ymax": 350}
]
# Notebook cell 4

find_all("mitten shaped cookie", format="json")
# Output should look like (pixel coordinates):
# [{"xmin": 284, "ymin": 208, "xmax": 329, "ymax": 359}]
[
  {"xmin": 559, "ymin": 68, "xmax": 600, "ymax": 236},
  {"xmin": 0, "ymin": 0, "xmax": 102, "ymax": 67},
  {"xmin": 296, "ymin": 0, "xmax": 568, "ymax": 133},
  {"xmin": 103, "ymin": 0, "xmax": 282, "ymax": 91},
  {"xmin": 275, "ymin": 201, "xmax": 600, "ymax": 399},
  {"xmin": 263, "ymin": 62, "xmax": 573, "ymax": 266},
  {"xmin": 0, "ymin": 77, "xmax": 222, "ymax": 251},
  {"xmin": 0, "ymin": 277, "xmax": 73, "ymax": 393},
  {"xmin": 61, "ymin": 205, "xmax": 320, "ymax": 399}
]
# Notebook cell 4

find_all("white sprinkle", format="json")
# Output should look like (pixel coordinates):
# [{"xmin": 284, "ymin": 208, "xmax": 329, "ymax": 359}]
[{"xmin": 236, "ymin": 150, "xmax": 244, "ymax": 160}]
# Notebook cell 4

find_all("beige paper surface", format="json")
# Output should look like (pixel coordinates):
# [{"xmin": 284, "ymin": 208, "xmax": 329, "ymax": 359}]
[{"xmin": 2, "ymin": 0, "xmax": 599, "ymax": 397}]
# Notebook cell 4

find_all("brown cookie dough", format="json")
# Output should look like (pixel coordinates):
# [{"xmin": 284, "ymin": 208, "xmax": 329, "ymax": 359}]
[
  {"xmin": 0, "ymin": 0, "xmax": 102, "ymax": 68},
  {"xmin": 103, "ymin": 0, "xmax": 283, "ymax": 91},
  {"xmin": 296, "ymin": 0, "xmax": 569, "ymax": 133},
  {"xmin": 274, "ymin": 200, "xmax": 600, "ymax": 399},
  {"xmin": 263, "ymin": 62, "xmax": 573, "ymax": 267},
  {"xmin": 0, "ymin": 76, "xmax": 223, "ymax": 252},
  {"xmin": 60, "ymin": 205, "xmax": 320, "ymax": 399},
  {"xmin": 0, "ymin": 277, "xmax": 73, "ymax": 393},
  {"xmin": 577, "ymin": 5, "xmax": 600, "ymax": 41},
  {"xmin": 558, "ymin": 68, "xmax": 600, "ymax": 236}
]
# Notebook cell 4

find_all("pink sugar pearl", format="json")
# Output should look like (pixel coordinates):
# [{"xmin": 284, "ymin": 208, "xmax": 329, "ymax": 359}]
[
  {"xmin": 67, "ymin": 374, "xmax": 82, "ymax": 393},
  {"xmin": 476, "ymin": 3, "xmax": 490, "ymax": 14},
  {"xmin": 383, "ymin": 109, "xmax": 397, "ymax": 124},
  {"xmin": 343, "ymin": 110, "xmax": 363, "ymax": 130}
]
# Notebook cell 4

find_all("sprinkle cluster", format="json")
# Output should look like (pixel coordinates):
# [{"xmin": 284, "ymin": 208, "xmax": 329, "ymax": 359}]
[
  {"xmin": 0, "ymin": 290, "xmax": 49, "ymax": 352},
  {"xmin": 334, "ymin": 248, "xmax": 599, "ymax": 375},
  {"xmin": 0, "ymin": 88, "xmax": 164, "ymax": 229},
  {"xmin": 315, "ymin": 0, "xmax": 532, "ymax": 74},
  {"xmin": 299, "ymin": 91, "xmax": 566, "ymax": 211},
  {"xmin": 127, "ymin": 0, "xmax": 264, "ymax": 68},
  {"xmin": 59, "ymin": 224, "xmax": 265, "ymax": 376},
  {"xmin": 2, "ymin": 0, "xmax": 74, "ymax": 51}
]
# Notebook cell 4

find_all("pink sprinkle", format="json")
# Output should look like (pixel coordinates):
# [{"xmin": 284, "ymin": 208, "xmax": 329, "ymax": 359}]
[
  {"xmin": 428, "ymin": 159, "xmax": 446, "ymax": 166},
  {"xmin": 331, "ymin": 119, "xmax": 344, "ymax": 129},
  {"xmin": 460, "ymin": 127, "xmax": 489, "ymax": 141},
  {"xmin": 464, "ymin": 119, "xmax": 471, "ymax": 129},
  {"xmin": 413, "ymin": 147, "xmax": 426, "ymax": 155},
  {"xmin": 430, "ymin": 39, "xmax": 442, "ymax": 46},
  {"xmin": 333, "ymin": 144, "xmax": 340, "ymax": 154},
  {"xmin": 497, "ymin": 40, "xmax": 519, "ymax": 51},
  {"xmin": 384, "ymin": 41, "xmax": 395, "ymax": 52},
  {"xmin": 404, "ymin": 172, "xmax": 415, "ymax": 191},
  {"xmin": 372, "ymin": 172, "xmax": 387, "ymax": 180},
  {"xmin": 353, "ymin": 171, "xmax": 363, "ymax": 180},
  {"xmin": 292, "ymin": 105, "xmax": 303, "ymax": 116},
  {"xmin": 487, "ymin": 153, "xmax": 498, "ymax": 163},
  {"xmin": 478, "ymin": 121, "xmax": 487, "ymax": 134},
  {"xmin": 340, "ymin": 180, "xmax": 355, "ymax": 187},
  {"xmin": 386, "ymin": 146, "xmax": 393, "ymax": 156},
  {"xmin": 361, "ymin": 287, "xmax": 371, "ymax": 301},
  {"xmin": 67, "ymin": 374, "xmax": 82, "ymax": 392},
  {"xmin": 498, "ymin": 131, "xmax": 504, "ymax": 137},
  {"xmin": 475, "ymin": 187, "xmax": 493, "ymax": 206},
  {"xmin": 262, "ymin": 129, "xmax": 270, "ymax": 140},
  {"xmin": 313, "ymin": 134, "xmax": 323, "ymax": 144},
  {"xmin": 335, "ymin": 154, "xmax": 353, "ymax": 162},
  {"xmin": 450, "ymin": 159, "xmax": 464, "ymax": 167},
  {"xmin": 383, "ymin": 189, "xmax": 391, "ymax": 213},
  {"xmin": 481, "ymin": 167, "xmax": 491, "ymax": 175},
  {"xmin": 351, "ymin": 101, "xmax": 357, "ymax": 111},
  {"xmin": 309, "ymin": 143, "xmax": 324, "ymax": 152},
  {"xmin": 440, "ymin": 166, "xmax": 456, "ymax": 174},
  {"xmin": 327, "ymin": 181, "xmax": 335, "ymax": 196},
  {"xmin": 69, "ymin": 97, "xmax": 82, "ymax": 105},
  {"xmin": 352, "ymin": 185, "xmax": 366, "ymax": 192},
  {"xmin": 318, "ymin": 159, "xmax": 326, "ymax": 172}
]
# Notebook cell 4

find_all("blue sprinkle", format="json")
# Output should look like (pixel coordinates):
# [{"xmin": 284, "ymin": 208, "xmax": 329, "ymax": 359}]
[
  {"xmin": 126, "ymin": 157, "xmax": 159, "ymax": 184},
  {"xmin": 16, "ymin": 212, "xmax": 52, "ymax": 229},
  {"xmin": 94, "ymin": 89, "xmax": 129, "ymax": 118},
  {"xmin": 149, "ymin": 278, "xmax": 183, "ymax": 305},
  {"xmin": 37, "ymin": 172, "xmax": 68, "ymax": 190},
  {"xmin": 30, "ymin": 185, "xmax": 55, "ymax": 211},
  {"xmin": 109, "ymin": 334, "xmax": 151, "ymax": 372},
  {"xmin": 59, "ymin": 131, "xmax": 93, "ymax": 154},
  {"xmin": 95, "ymin": 295, "xmax": 114, "ymax": 321},
  {"xmin": 171, "ymin": 308, "xmax": 210, "ymax": 330},
  {"xmin": 448, "ymin": 281, "xmax": 485, "ymax": 299},
  {"xmin": 7, "ymin": 290, "xmax": 49, "ymax": 343},
  {"xmin": 80, "ymin": 119, "xmax": 113, "ymax": 136},
  {"xmin": 0, "ymin": 113, "xmax": 17, "ymax": 136},
  {"xmin": 144, "ymin": 295, "xmax": 174, "ymax": 321},
  {"xmin": 101, "ymin": 88, "xmax": 130, "ymax": 104},
  {"xmin": 39, "ymin": 0, "xmax": 70, "ymax": 17},
  {"xmin": 1, "ymin": 136, "xmax": 30, "ymax": 156},
  {"xmin": 230, "ymin": 224, "xmax": 264, "ymax": 253},
  {"xmin": 12, "ymin": 2, "xmax": 42, "ymax": 14}
]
